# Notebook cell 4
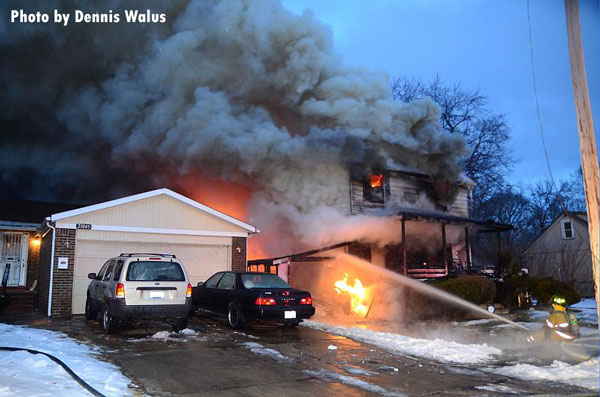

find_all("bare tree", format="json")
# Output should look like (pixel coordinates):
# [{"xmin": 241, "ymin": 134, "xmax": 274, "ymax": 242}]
[{"xmin": 391, "ymin": 76, "xmax": 514, "ymax": 210}]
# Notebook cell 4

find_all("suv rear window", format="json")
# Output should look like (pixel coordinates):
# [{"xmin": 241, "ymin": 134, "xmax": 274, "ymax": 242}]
[{"xmin": 126, "ymin": 261, "xmax": 185, "ymax": 281}]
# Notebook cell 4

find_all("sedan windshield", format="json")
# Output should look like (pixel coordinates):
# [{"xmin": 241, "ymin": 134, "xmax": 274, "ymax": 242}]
[
  {"xmin": 242, "ymin": 274, "xmax": 290, "ymax": 289},
  {"xmin": 126, "ymin": 261, "xmax": 185, "ymax": 281}
]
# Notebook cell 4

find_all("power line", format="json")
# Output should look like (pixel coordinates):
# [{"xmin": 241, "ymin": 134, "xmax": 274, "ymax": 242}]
[{"xmin": 526, "ymin": 0, "xmax": 569, "ymax": 215}]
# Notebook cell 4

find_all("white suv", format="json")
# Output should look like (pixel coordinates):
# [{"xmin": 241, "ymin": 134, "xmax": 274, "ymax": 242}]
[{"xmin": 85, "ymin": 253, "xmax": 192, "ymax": 334}]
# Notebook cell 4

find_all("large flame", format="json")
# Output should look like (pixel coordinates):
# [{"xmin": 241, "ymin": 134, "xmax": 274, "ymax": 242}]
[
  {"xmin": 169, "ymin": 173, "xmax": 269, "ymax": 259},
  {"xmin": 334, "ymin": 273, "xmax": 370, "ymax": 316}
]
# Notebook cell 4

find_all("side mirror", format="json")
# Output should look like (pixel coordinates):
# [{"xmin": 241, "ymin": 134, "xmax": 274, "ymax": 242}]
[
  {"xmin": 88, "ymin": 273, "xmax": 96, "ymax": 280},
  {"xmin": 197, "ymin": 281, "xmax": 204, "ymax": 287}
]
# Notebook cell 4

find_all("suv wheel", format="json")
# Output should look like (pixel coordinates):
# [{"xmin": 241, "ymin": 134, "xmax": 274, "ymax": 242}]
[
  {"xmin": 173, "ymin": 317, "xmax": 189, "ymax": 333},
  {"xmin": 85, "ymin": 297, "xmax": 98, "ymax": 321},
  {"xmin": 227, "ymin": 304, "xmax": 245, "ymax": 329},
  {"xmin": 102, "ymin": 306, "xmax": 117, "ymax": 334}
]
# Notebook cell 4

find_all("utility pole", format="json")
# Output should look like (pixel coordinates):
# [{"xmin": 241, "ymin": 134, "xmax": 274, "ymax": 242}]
[{"xmin": 564, "ymin": 0, "xmax": 600, "ymax": 330}]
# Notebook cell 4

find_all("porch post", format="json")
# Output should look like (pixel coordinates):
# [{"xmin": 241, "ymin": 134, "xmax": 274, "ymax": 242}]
[
  {"xmin": 465, "ymin": 226, "xmax": 471, "ymax": 273},
  {"xmin": 496, "ymin": 231, "xmax": 502, "ymax": 274},
  {"xmin": 441, "ymin": 224, "xmax": 447, "ymax": 275},
  {"xmin": 402, "ymin": 217, "xmax": 407, "ymax": 276}
]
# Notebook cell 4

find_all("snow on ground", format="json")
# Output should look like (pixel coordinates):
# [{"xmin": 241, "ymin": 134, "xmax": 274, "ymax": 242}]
[
  {"xmin": 486, "ymin": 358, "xmax": 599, "ymax": 391},
  {"xmin": 304, "ymin": 369, "xmax": 406, "ymax": 397},
  {"xmin": 240, "ymin": 342, "xmax": 291, "ymax": 362},
  {"xmin": 572, "ymin": 298, "xmax": 598, "ymax": 325},
  {"xmin": 455, "ymin": 318, "xmax": 497, "ymax": 326},
  {"xmin": 303, "ymin": 321, "xmax": 501, "ymax": 364},
  {"xmin": 0, "ymin": 323, "xmax": 131, "ymax": 397}
]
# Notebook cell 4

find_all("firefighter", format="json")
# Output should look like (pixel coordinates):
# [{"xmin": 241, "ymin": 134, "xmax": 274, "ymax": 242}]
[
  {"xmin": 527, "ymin": 295, "xmax": 580, "ymax": 343},
  {"xmin": 543, "ymin": 295, "xmax": 580, "ymax": 341}
]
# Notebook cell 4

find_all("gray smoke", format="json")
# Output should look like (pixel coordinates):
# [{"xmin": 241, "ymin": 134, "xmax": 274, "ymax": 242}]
[{"xmin": 1, "ymin": 0, "xmax": 468, "ymax": 256}]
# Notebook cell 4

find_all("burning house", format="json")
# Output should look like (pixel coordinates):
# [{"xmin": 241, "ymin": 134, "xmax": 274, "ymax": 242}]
[
  {"xmin": 250, "ymin": 168, "xmax": 512, "ymax": 285},
  {"xmin": 3, "ymin": 0, "xmax": 513, "ymax": 317}
]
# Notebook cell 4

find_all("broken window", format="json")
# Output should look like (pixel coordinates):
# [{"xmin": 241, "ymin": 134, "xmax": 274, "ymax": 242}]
[{"xmin": 363, "ymin": 173, "xmax": 389, "ymax": 204}]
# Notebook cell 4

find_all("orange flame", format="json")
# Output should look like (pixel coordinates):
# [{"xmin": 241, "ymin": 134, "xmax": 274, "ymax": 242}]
[
  {"xmin": 169, "ymin": 173, "xmax": 268, "ymax": 259},
  {"xmin": 370, "ymin": 174, "xmax": 383, "ymax": 188},
  {"xmin": 334, "ymin": 273, "xmax": 370, "ymax": 316}
]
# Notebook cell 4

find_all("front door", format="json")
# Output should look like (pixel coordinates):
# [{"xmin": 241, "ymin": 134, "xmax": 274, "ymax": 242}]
[{"xmin": 0, "ymin": 233, "xmax": 28, "ymax": 287}]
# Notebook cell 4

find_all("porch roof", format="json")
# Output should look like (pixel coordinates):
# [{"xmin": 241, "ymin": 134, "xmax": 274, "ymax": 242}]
[
  {"xmin": 396, "ymin": 207, "xmax": 513, "ymax": 233},
  {"xmin": 0, "ymin": 221, "xmax": 39, "ymax": 232}
]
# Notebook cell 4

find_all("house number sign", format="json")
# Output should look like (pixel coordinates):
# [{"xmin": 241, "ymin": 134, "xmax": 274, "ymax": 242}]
[{"xmin": 76, "ymin": 223, "xmax": 92, "ymax": 230}]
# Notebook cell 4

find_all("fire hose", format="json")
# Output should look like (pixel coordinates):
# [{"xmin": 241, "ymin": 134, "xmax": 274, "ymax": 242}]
[{"xmin": 0, "ymin": 346, "xmax": 106, "ymax": 397}]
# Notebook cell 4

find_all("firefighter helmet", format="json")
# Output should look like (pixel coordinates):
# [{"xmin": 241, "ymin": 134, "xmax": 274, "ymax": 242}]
[{"xmin": 551, "ymin": 295, "xmax": 567, "ymax": 310}]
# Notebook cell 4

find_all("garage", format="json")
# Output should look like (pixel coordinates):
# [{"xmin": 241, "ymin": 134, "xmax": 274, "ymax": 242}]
[{"xmin": 37, "ymin": 188, "xmax": 257, "ymax": 317}]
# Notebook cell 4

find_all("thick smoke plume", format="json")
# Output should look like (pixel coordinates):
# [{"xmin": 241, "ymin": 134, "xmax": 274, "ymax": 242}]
[{"xmin": 1, "ymin": 0, "xmax": 468, "ymax": 257}]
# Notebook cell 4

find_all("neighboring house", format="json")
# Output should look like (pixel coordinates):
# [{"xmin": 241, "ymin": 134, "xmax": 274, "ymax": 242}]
[
  {"xmin": 37, "ymin": 188, "xmax": 258, "ymax": 317},
  {"xmin": 252, "ymin": 169, "xmax": 512, "ymax": 281},
  {"xmin": 0, "ymin": 200, "xmax": 78, "ymax": 290},
  {"xmin": 524, "ymin": 212, "xmax": 594, "ymax": 297}
]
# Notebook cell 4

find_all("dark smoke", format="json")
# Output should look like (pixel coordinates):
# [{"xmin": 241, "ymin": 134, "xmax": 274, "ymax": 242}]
[{"xmin": 1, "ymin": 0, "xmax": 468, "ymax": 255}]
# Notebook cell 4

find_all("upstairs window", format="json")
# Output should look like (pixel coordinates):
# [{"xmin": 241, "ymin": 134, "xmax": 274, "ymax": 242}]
[
  {"xmin": 363, "ymin": 173, "xmax": 389, "ymax": 203},
  {"xmin": 561, "ymin": 219, "xmax": 574, "ymax": 240}
]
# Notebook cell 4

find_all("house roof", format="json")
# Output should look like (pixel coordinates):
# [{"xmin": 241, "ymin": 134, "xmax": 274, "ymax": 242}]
[
  {"xmin": 0, "ymin": 199, "xmax": 80, "ymax": 224},
  {"xmin": 524, "ymin": 211, "xmax": 587, "ymax": 255},
  {"xmin": 48, "ymin": 188, "xmax": 258, "ymax": 234}
]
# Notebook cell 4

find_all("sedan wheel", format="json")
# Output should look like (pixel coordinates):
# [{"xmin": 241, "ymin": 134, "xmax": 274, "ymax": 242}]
[{"xmin": 227, "ymin": 304, "xmax": 245, "ymax": 329}]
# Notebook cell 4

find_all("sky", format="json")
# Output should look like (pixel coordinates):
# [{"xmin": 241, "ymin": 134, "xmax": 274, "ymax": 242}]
[{"xmin": 282, "ymin": 0, "xmax": 600, "ymax": 185}]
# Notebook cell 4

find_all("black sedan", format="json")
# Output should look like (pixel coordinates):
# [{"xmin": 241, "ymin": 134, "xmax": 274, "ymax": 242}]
[{"xmin": 191, "ymin": 272, "xmax": 315, "ymax": 329}]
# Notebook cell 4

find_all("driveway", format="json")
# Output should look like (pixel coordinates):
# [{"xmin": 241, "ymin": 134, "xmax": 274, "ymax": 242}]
[{"xmin": 6, "ymin": 313, "xmax": 596, "ymax": 396}]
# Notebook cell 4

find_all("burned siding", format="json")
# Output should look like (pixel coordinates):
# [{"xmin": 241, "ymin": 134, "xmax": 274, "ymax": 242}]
[{"xmin": 351, "ymin": 171, "xmax": 471, "ymax": 217}]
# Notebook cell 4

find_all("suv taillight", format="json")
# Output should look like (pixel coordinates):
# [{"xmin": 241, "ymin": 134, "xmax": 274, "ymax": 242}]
[
  {"xmin": 255, "ymin": 297, "xmax": 276, "ymax": 306},
  {"xmin": 186, "ymin": 283, "xmax": 192, "ymax": 298},
  {"xmin": 300, "ymin": 297, "xmax": 312, "ymax": 305},
  {"xmin": 115, "ymin": 283, "xmax": 125, "ymax": 299}
]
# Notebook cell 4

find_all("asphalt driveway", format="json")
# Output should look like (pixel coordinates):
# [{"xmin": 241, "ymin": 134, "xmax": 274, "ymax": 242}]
[{"xmin": 4, "ymin": 312, "xmax": 596, "ymax": 396}]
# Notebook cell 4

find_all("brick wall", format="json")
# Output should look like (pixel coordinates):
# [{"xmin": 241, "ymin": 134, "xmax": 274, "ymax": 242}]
[
  {"xmin": 51, "ymin": 228, "xmax": 75, "ymax": 317},
  {"xmin": 26, "ymin": 233, "xmax": 40, "ymax": 289},
  {"xmin": 36, "ymin": 227, "xmax": 76, "ymax": 318},
  {"xmin": 37, "ymin": 230, "xmax": 52, "ymax": 316},
  {"xmin": 231, "ymin": 237, "xmax": 247, "ymax": 272}
]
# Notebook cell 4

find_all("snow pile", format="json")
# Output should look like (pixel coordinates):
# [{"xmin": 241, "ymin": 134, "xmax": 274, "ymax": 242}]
[
  {"xmin": 127, "ymin": 329, "xmax": 202, "ymax": 343},
  {"xmin": 343, "ymin": 365, "xmax": 379, "ymax": 376},
  {"xmin": 487, "ymin": 358, "xmax": 599, "ymax": 391},
  {"xmin": 475, "ymin": 384, "xmax": 520, "ymax": 394},
  {"xmin": 304, "ymin": 369, "xmax": 405, "ymax": 397},
  {"xmin": 572, "ymin": 298, "xmax": 598, "ymax": 325},
  {"xmin": 233, "ymin": 331, "xmax": 260, "ymax": 340},
  {"xmin": 0, "ymin": 323, "xmax": 131, "ymax": 397},
  {"xmin": 303, "ymin": 321, "xmax": 501, "ymax": 364},
  {"xmin": 241, "ymin": 342, "xmax": 291, "ymax": 362}
]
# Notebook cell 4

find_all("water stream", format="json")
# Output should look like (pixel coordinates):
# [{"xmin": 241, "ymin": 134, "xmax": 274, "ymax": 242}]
[{"xmin": 335, "ymin": 253, "xmax": 530, "ymax": 331}]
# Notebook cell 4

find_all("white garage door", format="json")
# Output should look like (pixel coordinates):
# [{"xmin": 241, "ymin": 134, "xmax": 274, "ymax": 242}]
[{"xmin": 72, "ymin": 239, "xmax": 230, "ymax": 314}]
